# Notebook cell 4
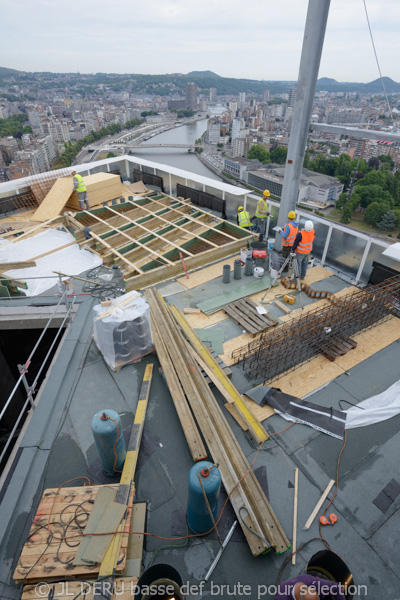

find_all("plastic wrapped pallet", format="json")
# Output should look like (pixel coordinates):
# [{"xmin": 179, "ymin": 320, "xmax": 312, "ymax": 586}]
[{"xmin": 93, "ymin": 291, "xmax": 154, "ymax": 371}]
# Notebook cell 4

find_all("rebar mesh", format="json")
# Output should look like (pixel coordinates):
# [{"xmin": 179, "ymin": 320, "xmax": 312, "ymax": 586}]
[{"xmin": 232, "ymin": 275, "xmax": 400, "ymax": 383}]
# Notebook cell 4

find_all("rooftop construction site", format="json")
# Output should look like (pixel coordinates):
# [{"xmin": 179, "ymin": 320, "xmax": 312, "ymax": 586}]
[{"xmin": 0, "ymin": 153, "xmax": 399, "ymax": 600}]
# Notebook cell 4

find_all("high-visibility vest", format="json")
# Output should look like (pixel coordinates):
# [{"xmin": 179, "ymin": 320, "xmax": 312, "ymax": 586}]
[
  {"xmin": 255, "ymin": 198, "xmax": 267, "ymax": 218},
  {"xmin": 238, "ymin": 210, "xmax": 252, "ymax": 228},
  {"xmin": 297, "ymin": 229, "xmax": 315, "ymax": 254},
  {"xmin": 74, "ymin": 173, "xmax": 86, "ymax": 193},
  {"xmin": 281, "ymin": 222, "xmax": 298, "ymax": 247}
]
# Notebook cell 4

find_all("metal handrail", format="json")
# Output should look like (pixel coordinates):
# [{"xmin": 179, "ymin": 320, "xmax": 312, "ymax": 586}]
[{"xmin": 0, "ymin": 282, "xmax": 74, "ymax": 465}]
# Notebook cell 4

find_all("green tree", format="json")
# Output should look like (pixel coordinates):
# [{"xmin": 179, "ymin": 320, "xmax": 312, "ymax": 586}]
[
  {"xmin": 270, "ymin": 146, "xmax": 287, "ymax": 164},
  {"xmin": 247, "ymin": 144, "xmax": 270, "ymax": 163},
  {"xmin": 364, "ymin": 201, "xmax": 391, "ymax": 226},
  {"xmin": 377, "ymin": 210, "xmax": 397, "ymax": 230},
  {"xmin": 106, "ymin": 151, "xmax": 117, "ymax": 158}
]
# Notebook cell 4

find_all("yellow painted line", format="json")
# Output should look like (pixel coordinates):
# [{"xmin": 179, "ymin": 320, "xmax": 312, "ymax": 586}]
[
  {"xmin": 98, "ymin": 364, "xmax": 153, "ymax": 577},
  {"xmin": 171, "ymin": 306, "xmax": 268, "ymax": 444},
  {"xmin": 120, "ymin": 451, "xmax": 138, "ymax": 486},
  {"xmin": 134, "ymin": 401, "xmax": 147, "ymax": 424}
]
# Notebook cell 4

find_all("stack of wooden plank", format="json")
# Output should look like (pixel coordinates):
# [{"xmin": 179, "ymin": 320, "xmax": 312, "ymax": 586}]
[
  {"xmin": 66, "ymin": 173, "xmax": 122, "ymax": 210},
  {"xmin": 223, "ymin": 298, "xmax": 278, "ymax": 336},
  {"xmin": 146, "ymin": 289, "xmax": 290, "ymax": 556}
]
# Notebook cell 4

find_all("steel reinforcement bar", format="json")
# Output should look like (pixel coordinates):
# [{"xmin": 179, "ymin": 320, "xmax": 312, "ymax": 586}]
[{"xmin": 232, "ymin": 275, "xmax": 400, "ymax": 383}]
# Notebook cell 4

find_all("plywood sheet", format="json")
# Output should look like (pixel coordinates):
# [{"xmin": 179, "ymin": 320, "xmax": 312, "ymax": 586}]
[
  {"xmin": 126, "ymin": 181, "xmax": 149, "ymax": 194},
  {"xmin": 32, "ymin": 177, "xmax": 74, "ymax": 222},
  {"xmin": 177, "ymin": 255, "xmax": 240, "ymax": 289}
]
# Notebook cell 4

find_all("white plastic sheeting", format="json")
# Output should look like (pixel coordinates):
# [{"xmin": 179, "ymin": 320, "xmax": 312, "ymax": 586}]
[
  {"xmin": 93, "ymin": 291, "xmax": 154, "ymax": 371},
  {"xmin": 345, "ymin": 379, "xmax": 400, "ymax": 429},
  {"xmin": 0, "ymin": 229, "xmax": 102, "ymax": 296}
]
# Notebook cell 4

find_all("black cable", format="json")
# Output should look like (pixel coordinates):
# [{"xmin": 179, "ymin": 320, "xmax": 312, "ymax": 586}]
[{"xmin": 339, "ymin": 399, "xmax": 365, "ymax": 410}]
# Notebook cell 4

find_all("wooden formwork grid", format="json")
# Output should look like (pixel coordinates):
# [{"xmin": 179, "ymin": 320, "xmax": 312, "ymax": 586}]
[{"xmin": 69, "ymin": 193, "xmax": 254, "ymax": 289}]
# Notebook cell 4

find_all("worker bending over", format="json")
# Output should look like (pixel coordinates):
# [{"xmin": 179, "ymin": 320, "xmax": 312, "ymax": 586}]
[
  {"xmin": 71, "ymin": 170, "xmax": 90, "ymax": 210},
  {"xmin": 277, "ymin": 211, "xmax": 298, "ymax": 260},
  {"xmin": 254, "ymin": 189, "xmax": 272, "ymax": 242},
  {"xmin": 237, "ymin": 206, "xmax": 252, "ymax": 231},
  {"xmin": 291, "ymin": 220, "xmax": 315, "ymax": 280}
]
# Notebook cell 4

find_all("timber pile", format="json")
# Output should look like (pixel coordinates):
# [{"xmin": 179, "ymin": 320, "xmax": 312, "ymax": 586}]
[
  {"xmin": 146, "ymin": 289, "xmax": 290, "ymax": 556},
  {"xmin": 66, "ymin": 173, "xmax": 122, "ymax": 210},
  {"xmin": 223, "ymin": 298, "xmax": 278, "ymax": 336},
  {"xmin": 32, "ymin": 174, "xmax": 122, "ymax": 222}
]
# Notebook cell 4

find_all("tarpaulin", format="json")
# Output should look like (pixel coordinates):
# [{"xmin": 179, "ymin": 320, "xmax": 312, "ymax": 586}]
[
  {"xmin": 345, "ymin": 379, "xmax": 400, "ymax": 429},
  {"xmin": 0, "ymin": 229, "xmax": 102, "ymax": 296}
]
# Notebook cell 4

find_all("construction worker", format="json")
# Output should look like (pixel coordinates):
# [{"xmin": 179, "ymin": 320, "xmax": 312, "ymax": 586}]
[
  {"xmin": 254, "ymin": 189, "xmax": 272, "ymax": 242},
  {"xmin": 291, "ymin": 220, "xmax": 315, "ymax": 280},
  {"xmin": 273, "ymin": 574, "xmax": 345, "ymax": 599},
  {"xmin": 71, "ymin": 170, "xmax": 90, "ymax": 210},
  {"xmin": 236, "ymin": 206, "xmax": 252, "ymax": 231},
  {"xmin": 277, "ymin": 210, "xmax": 299, "ymax": 260}
]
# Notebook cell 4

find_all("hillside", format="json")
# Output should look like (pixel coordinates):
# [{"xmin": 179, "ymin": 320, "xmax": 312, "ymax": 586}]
[{"xmin": 0, "ymin": 66, "xmax": 399, "ymax": 96}]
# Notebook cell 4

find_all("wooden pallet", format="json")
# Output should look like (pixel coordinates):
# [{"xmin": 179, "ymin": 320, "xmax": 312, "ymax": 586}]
[
  {"xmin": 320, "ymin": 336, "xmax": 357, "ymax": 361},
  {"xmin": 223, "ymin": 298, "xmax": 278, "ymax": 336},
  {"xmin": 13, "ymin": 484, "xmax": 134, "ymax": 584}
]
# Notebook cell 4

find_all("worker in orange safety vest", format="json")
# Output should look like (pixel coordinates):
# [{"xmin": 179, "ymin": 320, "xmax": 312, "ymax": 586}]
[
  {"xmin": 291, "ymin": 220, "xmax": 315, "ymax": 280},
  {"xmin": 277, "ymin": 210, "xmax": 299, "ymax": 260}
]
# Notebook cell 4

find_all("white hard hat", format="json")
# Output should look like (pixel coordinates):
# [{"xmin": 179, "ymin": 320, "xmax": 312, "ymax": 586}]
[{"xmin": 305, "ymin": 220, "xmax": 314, "ymax": 232}]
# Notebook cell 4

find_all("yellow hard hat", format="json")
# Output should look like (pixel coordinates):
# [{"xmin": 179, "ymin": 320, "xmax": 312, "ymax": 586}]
[
  {"xmin": 263, "ymin": 189, "xmax": 270, "ymax": 197},
  {"xmin": 288, "ymin": 211, "xmax": 296, "ymax": 219},
  {"xmin": 238, "ymin": 206, "xmax": 244, "ymax": 212}
]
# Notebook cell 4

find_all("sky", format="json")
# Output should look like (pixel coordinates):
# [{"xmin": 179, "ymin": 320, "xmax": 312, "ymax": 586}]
[{"xmin": 1, "ymin": 0, "xmax": 399, "ymax": 83}]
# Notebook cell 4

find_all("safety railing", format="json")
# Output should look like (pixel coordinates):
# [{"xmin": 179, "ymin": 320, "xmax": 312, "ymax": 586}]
[
  {"xmin": 0, "ymin": 276, "xmax": 74, "ymax": 467},
  {"xmin": 0, "ymin": 155, "xmax": 394, "ymax": 286}
]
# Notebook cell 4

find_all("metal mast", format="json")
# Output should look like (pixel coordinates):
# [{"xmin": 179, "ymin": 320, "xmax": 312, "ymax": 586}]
[{"xmin": 275, "ymin": 0, "xmax": 331, "ymax": 249}]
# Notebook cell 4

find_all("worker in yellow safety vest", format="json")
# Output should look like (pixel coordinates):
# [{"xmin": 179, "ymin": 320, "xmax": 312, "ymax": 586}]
[
  {"xmin": 236, "ymin": 206, "xmax": 252, "ymax": 231},
  {"xmin": 291, "ymin": 220, "xmax": 315, "ymax": 280},
  {"xmin": 71, "ymin": 170, "xmax": 90, "ymax": 210},
  {"xmin": 254, "ymin": 189, "xmax": 272, "ymax": 241},
  {"xmin": 277, "ymin": 211, "xmax": 299, "ymax": 259}
]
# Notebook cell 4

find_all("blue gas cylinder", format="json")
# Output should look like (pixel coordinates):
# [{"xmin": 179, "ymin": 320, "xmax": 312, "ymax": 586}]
[
  {"xmin": 187, "ymin": 461, "xmax": 221, "ymax": 534},
  {"xmin": 91, "ymin": 409, "xmax": 127, "ymax": 477}
]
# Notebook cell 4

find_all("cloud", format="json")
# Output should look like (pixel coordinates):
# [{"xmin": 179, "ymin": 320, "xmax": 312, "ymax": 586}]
[{"xmin": 0, "ymin": 0, "xmax": 398, "ymax": 82}]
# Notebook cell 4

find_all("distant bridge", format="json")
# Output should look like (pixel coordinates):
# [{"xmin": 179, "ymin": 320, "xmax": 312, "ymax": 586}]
[{"xmin": 128, "ymin": 143, "xmax": 200, "ymax": 150}]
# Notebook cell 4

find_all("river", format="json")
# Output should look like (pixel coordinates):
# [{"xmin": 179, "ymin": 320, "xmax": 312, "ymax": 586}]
[{"xmin": 136, "ymin": 106, "xmax": 226, "ymax": 181}]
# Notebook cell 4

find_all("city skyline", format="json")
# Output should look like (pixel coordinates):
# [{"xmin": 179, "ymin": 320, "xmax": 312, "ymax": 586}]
[{"xmin": 1, "ymin": 0, "xmax": 399, "ymax": 84}]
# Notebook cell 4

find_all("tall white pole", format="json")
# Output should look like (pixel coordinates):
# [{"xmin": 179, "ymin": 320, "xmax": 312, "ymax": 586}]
[{"xmin": 275, "ymin": 0, "xmax": 331, "ymax": 250}]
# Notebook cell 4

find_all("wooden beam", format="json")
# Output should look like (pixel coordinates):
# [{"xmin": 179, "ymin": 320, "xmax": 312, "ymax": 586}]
[
  {"xmin": 103, "ymin": 204, "xmax": 196, "ymax": 257},
  {"xmin": 1, "ymin": 216, "xmax": 65, "ymax": 246},
  {"xmin": 138, "ymin": 195, "xmax": 240, "ymax": 242},
  {"xmin": 146, "ymin": 289, "xmax": 290, "ymax": 556},
  {"xmin": 89, "ymin": 231, "xmax": 144, "ymax": 273},
  {"xmin": 124, "ymin": 199, "xmax": 219, "ymax": 248},
  {"xmin": 292, "ymin": 468, "xmax": 299, "ymax": 566},
  {"xmin": 83, "ymin": 210, "xmax": 175, "ymax": 267},
  {"xmin": 0, "ymin": 261, "xmax": 37, "ymax": 271},
  {"xmin": 303, "ymin": 479, "xmax": 335, "ymax": 531},
  {"xmin": 98, "ymin": 365, "xmax": 153, "ymax": 579},
  {"xmin": 147, "ymin": 301, "xmax": 207, "ymax": 462},
  {"xmin": 171, "ymin": 306, "xmax": 269, "ymax": 445},
  {"xmin": 124, "ymin": 234, "xmax": 246, "ymax": 291}
]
